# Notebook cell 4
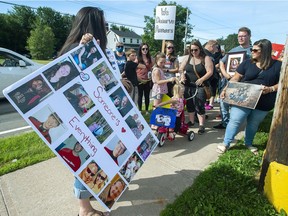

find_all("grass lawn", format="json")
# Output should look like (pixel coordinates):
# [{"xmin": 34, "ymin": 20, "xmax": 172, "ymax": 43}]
[
  {"xmin": 0, "ymin": 132, "xmax": 55, "ymax": 176},
  {"xmin": 0, "ymin": 110, "xmax": 286, "ymax": 215},
  {"xmin": 34, "ymin": 59, "xmax": 52, "ymax": 65}
]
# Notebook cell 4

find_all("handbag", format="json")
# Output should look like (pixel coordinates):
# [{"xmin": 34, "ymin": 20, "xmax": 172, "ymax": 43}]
[{"xmin": 191, "ymin": 57, "xmax": 211, "ymax": 99}]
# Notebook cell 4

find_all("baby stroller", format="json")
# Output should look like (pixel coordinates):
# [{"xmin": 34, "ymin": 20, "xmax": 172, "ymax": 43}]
[{"xmin": 150, "ymin": 107, "xmax": 195, "ymax": 147}]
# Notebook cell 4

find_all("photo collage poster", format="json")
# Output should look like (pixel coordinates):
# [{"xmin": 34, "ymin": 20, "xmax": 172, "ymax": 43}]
[{"xmin": 3, "ymin": 40, "xmax": 159, "ymax": 211}]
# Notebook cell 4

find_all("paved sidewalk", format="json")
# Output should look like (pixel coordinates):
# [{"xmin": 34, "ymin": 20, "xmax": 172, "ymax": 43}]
[{"xmin": 0, "ymin": 106, "xmax": 228, "ymax": 216}]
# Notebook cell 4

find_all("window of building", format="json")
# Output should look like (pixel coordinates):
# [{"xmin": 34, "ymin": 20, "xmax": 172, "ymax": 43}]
[
  {"xmin": 130, "ymin": 38, "xmax": 133, "ymax": 43},
  {"xmin": 123, "ymin": 38, "xmax": 126, "ymax": 43},
  {"xmin": 137, "ymin": 39, "xmax": 139, "ymax": 43}
]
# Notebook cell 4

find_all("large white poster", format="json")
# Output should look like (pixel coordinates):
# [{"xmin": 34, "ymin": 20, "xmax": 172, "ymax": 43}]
[
  {"xmin": 154, "ymin": 5, "xmax": 176, "ymax": 40},
  {"xmin": 3, "ymin": 40, "xmax": 159, "ymax": 211}
]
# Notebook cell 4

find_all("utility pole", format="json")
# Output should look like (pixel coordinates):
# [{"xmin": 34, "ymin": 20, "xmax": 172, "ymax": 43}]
[
  {"xmin": 259, "ymin": 36, "xmax": 288, "ymax": 213},
  {"xmin": 183, "ymin": 8, "xmax": 189, "ymax": 55}
]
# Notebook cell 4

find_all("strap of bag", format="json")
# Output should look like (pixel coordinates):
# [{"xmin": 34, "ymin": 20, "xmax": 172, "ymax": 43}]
[{"xmin": 192, "ymin": 57, "xmax": 201, "ymax": 79}]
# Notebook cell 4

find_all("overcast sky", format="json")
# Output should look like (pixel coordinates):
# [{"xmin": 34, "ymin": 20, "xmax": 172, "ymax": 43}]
[{"xmin": 1, "ymin": 0, "xmax": 287, "ymax": 47}]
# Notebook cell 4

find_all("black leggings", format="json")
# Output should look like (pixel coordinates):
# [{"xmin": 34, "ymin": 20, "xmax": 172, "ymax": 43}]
[
  {"xmin": 184, "ymin": 86, "xmax": 206, "ymax": 115},
  {"xmin": 137, "ymin": 82, "xmax": 151, "ymax": 111}
]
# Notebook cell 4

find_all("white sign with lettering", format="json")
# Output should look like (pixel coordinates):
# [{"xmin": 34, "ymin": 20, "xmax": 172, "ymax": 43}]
[{"xmin": 154, "ymin": 6, "xmax": 176, "ymax": 40}]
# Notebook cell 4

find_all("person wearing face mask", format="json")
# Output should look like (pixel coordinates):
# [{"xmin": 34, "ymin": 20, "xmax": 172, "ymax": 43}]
[{"xmin": 114, "ymin": 42, "xmax": 127, "ymax": 74}]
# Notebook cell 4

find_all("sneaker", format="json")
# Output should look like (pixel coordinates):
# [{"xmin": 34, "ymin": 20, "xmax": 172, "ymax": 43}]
[
  {"xmin": 205, "ymin": 105, "xmax": 213, "ymax": 110},
  {"xmin": 213, "ymin": 123, "xmax": 226, "ymax": 129},
  {"xmin": 145, "ymin": 111, "xmax": 149, "ymax": 115},
  {"xmin": 187, "ymin": 121, "xmax": 195, "ymax": 127},
  {"xmin": 198, "ymin": 126, "xmax": 205, "ymax": 135}
]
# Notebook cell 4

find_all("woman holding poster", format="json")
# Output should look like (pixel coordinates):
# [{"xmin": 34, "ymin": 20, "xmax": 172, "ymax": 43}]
[
  {"xmin": 217, "ymin": 39, "xmax": 282, "ymax": 155},
  {"xmin": 58, "ymin": 6, "xmax": 110, "ymax": 216}
]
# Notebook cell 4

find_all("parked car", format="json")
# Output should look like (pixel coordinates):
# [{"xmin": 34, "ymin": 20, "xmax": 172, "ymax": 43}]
[{"xmin": 0, "ymin": 47, "xmax": 43, "ymax": 99}]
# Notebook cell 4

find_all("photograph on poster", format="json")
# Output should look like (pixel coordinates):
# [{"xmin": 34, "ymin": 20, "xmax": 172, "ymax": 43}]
[
  {"xmin": 78, "ymin": 160, "xmax": 109, "ymax": 194},
  {"xmin": 119, "ymin": 152, "xmax": 143, "ymax": 183},
  {"xmin": 71, "ymin": 41, "xmax": 102, "ymax": 70},
  {"xmin": 226, "ymin": 51, "xmax": 246, "ymax": 75},
  {"xmin": 104, "ymin": 136, "xmax": 130, "ymax": 167},
  {"xmin": 223, "ymin": 82, "xmax": 263, "ymax": 109},
  {"xmin": 85, "ymin": 110, "xmax": 113, "ymax": 144},
  {"xmin": 8, "ymin": 74, "xmax": 53, "ymax": 113},
  {"xmin": 125, "ymin": 111, "xmax": 144, "ymax": 139},
  {"xmin": 92, "ymin": 61, "xmax": 118, "ymax": 92},
  {"xmin": 55, "ymin": 134, "xmax": 90, "ymax": 172},
  {"xmin": 78, "ymin": 160, "xmax": 99, "ymax": 184},
  {"xmin": 89, "ymin": 169, "xmax": 109, "ymax": 194},
  {"xmin": 99, "ymin": 173, "xmax": 127, "ymax": 209},
  {"xmin": 137, "ymin": 133, "xmax": 158, "ymax": 161},
  {"xmin": 28, "ymin": 105, "xmax": 67, "ymax": 144},
  {"xmin": 43, "ymin": 57, "xmax": 79, "ymax": 90},
  {"xmin": 63, "ymin": 82, "xmax": 95, "ymax": 117},
  {"xmin": 109, "ymin": 87, "xmax": 133, "ymax": 117},
  {"xmin": 106, "ymin": 49, "xmax": 119, "ymax": 72}
]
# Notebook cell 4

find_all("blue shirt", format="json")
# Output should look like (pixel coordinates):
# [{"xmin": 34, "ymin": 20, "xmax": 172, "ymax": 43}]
[{"xmin": 221, "ymin": 45, "xmax": 252, "ymax": 64}]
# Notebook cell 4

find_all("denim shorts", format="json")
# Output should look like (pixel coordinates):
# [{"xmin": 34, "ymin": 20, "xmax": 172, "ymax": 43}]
[
  {"xmin": 73, "ymin": 177, "xmax": 92, "ymax": 199},
  {"xmin": 152, "ymin": 93, "xmax": 164, "ymax": 100}
]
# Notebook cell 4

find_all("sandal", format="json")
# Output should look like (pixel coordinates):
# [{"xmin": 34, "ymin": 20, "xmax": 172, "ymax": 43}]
[
  {"xmin": 217, "ymin": 144, "xmax": 228, "ymax": 154},
  {"xmin": 247, "ymin": 146, "xmax": 258, "ymax": 155}
]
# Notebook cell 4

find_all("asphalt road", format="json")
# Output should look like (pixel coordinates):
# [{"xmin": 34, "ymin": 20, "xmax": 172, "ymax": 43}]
[{"xmin": 0, "ymin": 99, "xmax": 31, "ymax": 138}]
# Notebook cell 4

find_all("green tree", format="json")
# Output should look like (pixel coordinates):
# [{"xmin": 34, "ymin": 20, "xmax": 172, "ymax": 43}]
[
  {"xmin": 110, "ymin": 24, "xmax": 134, "ymax": 32},
  {"xmin": 218, "ymin": 33, "xmax": 238, "ymax": 53},
  {"xmin": 36, "ymin": 7, "xmax": 72, "ymax": 54},
  {"xmin": 142, "ymin": 0, "xmax": 193, "ymax": 56},
  {"xmin": 7, "ymin": 6, "xmax": 36, "ymax": 53},
  {"xmin": 27, "ymin": 20, "xmax": 55, "ymax": 60},
  {"xmin": 0, "ymin": 14, "xmax": 10, "ymax": 48}
]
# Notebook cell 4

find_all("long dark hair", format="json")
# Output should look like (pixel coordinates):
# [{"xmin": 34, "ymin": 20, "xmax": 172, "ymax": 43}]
[
  {"xmin": 251, "ymin": 39, "xmax": 273, "ymax": 70},
  {"xmin": 190, "ymin": 40, "xmax": 206, "ymax": 59},
  {"xmin": 43, "ymin": 60, "xmax": 79, "ymax": 90},
  {"xmin": 59, "ymin": 7, "xmax": 107, "ymax": 56},
  {"xmin": 165, "ymin": 41, "xmax": 177, "ymax": 62},
  {"xmin": 137, "ymin": 43, "xmax": 152, "ymax": 65}
]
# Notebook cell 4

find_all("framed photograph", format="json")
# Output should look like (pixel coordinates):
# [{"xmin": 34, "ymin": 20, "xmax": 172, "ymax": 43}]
[
  {"xmin": 223, "ymin": 82, "xmax": 263, "ymax": 109},
  {"xmin": 226, "ymin": 51, "xmax": 246, "ymax": 75}
]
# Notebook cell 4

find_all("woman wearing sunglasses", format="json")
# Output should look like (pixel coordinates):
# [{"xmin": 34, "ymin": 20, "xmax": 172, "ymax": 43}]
[
  {"xmin": 89, "ymin": 170, "xmax": 108, "ymax": 194},
  {"xmin": 79, "ymin": 161, "xmax": 99, "ymax": 184},
  {"xmin": 179, "ymin": 40, "xmax": 213, "ymax": 135},
  {"xmin": 217, "ymin": 39, "xmax": 282, "ymax": 154},
  {"xmin": 164, "ymin": 41, "xmax": 179, "ymax": 97},
  {"xmin": 136, "ymin": 43, "xmax": 154, "ymax": 114}
]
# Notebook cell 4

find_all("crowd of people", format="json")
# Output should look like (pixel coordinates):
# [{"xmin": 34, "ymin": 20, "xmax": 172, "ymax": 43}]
[{"xmin": 52, "ymin": 5, "xmax": 282, "ymax": 216}]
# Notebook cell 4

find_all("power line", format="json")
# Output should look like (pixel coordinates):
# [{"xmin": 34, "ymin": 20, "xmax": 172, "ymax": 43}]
[{"xmin": 0, "ymin": 1, "xmax": 145, "ymax": 29}]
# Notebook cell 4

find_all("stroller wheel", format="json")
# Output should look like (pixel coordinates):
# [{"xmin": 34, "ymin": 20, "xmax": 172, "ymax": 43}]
[
  {"xmin": 188, "ymin": 131, "xmax": 195, "ymax": 141},
  {"xmin": 157, "ymin": 132, "xmax": 167, "ymax": 147}
]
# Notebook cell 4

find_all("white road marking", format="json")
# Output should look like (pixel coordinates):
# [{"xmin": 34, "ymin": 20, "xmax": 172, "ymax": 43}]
[{"xmin": 0, "ymin": 126, "xmax": 31, "ymax": 135}]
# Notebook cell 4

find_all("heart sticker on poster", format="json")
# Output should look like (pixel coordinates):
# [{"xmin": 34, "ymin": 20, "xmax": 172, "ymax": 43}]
[
  {"xmin": 80, "ymin": 72, "xmax": 90, "ymax": 81},
  {"xmin": 121, "ymin": 127, "xmax": 126, "ymax": 133}
]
